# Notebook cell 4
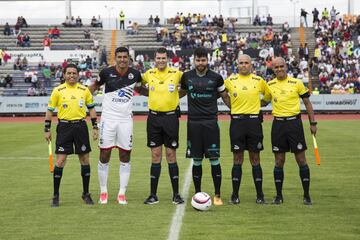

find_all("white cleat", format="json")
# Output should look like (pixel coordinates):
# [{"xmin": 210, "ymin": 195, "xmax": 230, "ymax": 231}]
[
  {"xmin": 117, "ymin": 194, "xmax": 128, "ymax": 205},
  {"xmin": 99, "ymin": 192, "xmax": 108, "ymax": 204}
]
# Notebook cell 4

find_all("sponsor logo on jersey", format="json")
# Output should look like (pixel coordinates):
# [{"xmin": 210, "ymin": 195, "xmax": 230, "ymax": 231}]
[
  {"xmin": 297, "ymin": 143, "xmax": 303, "ymax": 150},
  {"xmin": 110, "ymin": 74, "xmax": 117, "ymax": 78},
  {"xmin": 112, "ymin": 98, "xmax": 130, "ymax": 103},
  {"xmin": 233, "ymin": 145, "xmax": 240, "ymax": 150},
  {"xmin": 118, "ymin": 90, "xmax": 126, "ymax": 97},
  {"xmin": 58, "ymin": 147, "xmax": 65, "ymax": 152},
  {"xmin": 150, "ymin": 141, "xmax": 156, "ymax": 146},
  {"xmin": 171, "ymin": 141, "xmax": 177, "ymax": 147},
  {"xmin": 257, "ymin": 142, "xmax": 263, "ymax": 149},
  {"xmin": 128, "ymin": 73, "xmax": 134, "ymax": 80}
]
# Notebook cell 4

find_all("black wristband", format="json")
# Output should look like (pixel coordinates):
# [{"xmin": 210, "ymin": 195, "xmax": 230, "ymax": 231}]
[
  {"xmin": 91, "ymin": 118, "xmax": 98, "ymax": 129},
  {"xmin": 310, "ymin": 121, "xmax": 317, "ymax": 126},
  {"xmin": 44, "ymin": 120, "xmax": 51, "ymax": 132}
]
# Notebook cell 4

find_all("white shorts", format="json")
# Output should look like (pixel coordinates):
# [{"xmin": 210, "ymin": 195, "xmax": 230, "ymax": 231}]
[{"xmin": 99, "ymin": 118, "xmax": 133, "ymax": 151}]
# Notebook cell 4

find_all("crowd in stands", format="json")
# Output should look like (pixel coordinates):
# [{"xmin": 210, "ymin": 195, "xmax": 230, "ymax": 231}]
[
  {"xmin": 309, "ymin": 7, "xmax": 360, "ymax": 93},
  {"xmin": 253, "ymin": 14, "xmax": 273, "ymax": 26}
]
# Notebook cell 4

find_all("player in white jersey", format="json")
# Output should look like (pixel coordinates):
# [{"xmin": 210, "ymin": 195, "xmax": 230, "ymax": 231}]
[{"xmin": 89, "ymin": 47, "xmax": 147, "ymax": 204}]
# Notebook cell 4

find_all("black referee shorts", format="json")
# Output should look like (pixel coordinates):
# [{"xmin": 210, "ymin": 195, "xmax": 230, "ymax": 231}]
[
  {"xmin": 230, "ymin": 116, "xmax": 264, "ymax": 152},
  {"xmin": 186, "ymin": 119, "xmax": 220, "ymax": 159},
  {"xmin": 147, "ymin": 112, "xmax": 179, "ymax": 149},
  {"xmin": 55, "ymin": 120, "xmax": 91, "ymax": 155},
  {"xmin": 271, "ymin": 116, "xmax": 307, "ymax": 153}
]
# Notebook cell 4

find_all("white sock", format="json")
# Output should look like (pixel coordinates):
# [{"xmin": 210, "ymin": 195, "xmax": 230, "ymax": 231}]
[
  {"xmin": 119, "ymin": 162, "xmax": 131, "ymax": 195},
  {"xmin": 98, "ymin": 161, "xmax": 109, "ymax": 193}
]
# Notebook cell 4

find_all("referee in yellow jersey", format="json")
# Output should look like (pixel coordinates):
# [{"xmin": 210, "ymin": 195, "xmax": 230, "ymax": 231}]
[
  {"xmin": 142, "ymin": 48, "xmax": 184, "ymax": 205},
  {"xmin": 225, "ymin": 54, "xmax": 270, "ymax": 204},
  {"xmin": 44, "ymin": 63, "xmax": 98, "ymax": 207},
  {"xmin": 264, "ymin": 57, "xmax": 317, "ymax": 205}
]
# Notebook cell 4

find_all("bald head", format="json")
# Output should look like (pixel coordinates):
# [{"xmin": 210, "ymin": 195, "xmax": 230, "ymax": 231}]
[
  {"xmin": 272, "ymin": 57, "xmax": 288, "ymax": 80},
  {"xmin": 237, "ymin": 54, "xmax": 252, "ymax": 76}
]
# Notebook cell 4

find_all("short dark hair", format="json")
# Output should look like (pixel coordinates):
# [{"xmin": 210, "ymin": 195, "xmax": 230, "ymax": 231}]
[
  {"xmin": 115, "ymin": 46, "xmax": 129, "ymax": 55},
  {"xmin": 194, "ymin": 47, "xmax": 208, "ymax": 58},
  {"xmin": 155, "ymin": 47, "xmax": 167, "ymax": 57},
  {"xmin": 63, "ymin": 63, "xmax": 79, "ymax": 74}
]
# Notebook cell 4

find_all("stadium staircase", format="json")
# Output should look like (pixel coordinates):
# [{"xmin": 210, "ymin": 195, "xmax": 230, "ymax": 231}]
[
  {"xmin": 102, "ymin": 30, "xmax": 127, "ymax": 65},
  {"xmin": 0, "ymin": 25, "xmax": 103, "ymax": 50}
]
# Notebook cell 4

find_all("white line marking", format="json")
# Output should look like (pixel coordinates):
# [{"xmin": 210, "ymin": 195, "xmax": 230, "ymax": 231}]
[{"xmin": 167, "ymin": 159, "xmax": 193, "ymax": 240}]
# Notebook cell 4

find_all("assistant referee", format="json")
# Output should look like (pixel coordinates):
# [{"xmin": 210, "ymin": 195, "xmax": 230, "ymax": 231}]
[
  {"xmin": 264, "ymin": 57, "xmax": 317, "ymax": 205},
  {"xmin": 44, "ymin": 63, "xmax": 98, "ymax": 207}
]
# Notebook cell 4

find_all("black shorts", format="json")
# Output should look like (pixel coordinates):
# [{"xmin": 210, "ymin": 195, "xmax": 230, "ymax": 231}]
[
  {"xmin": 230, "ymin": 115, "xmax": 264, "ymax": 152},
  {"xmin": 55, "ymin": 120, "xmax": 91, "ymax": 155},
  {"xmin": 271, "ymin": 116, "xmax": 307, "ymax": 153},
  {"xmin": 186, "ymin": 119, "xmax": 220, "ymax": 159},
  {"xmin": 147, "ymin": 112, "xmax": 179, "ymax": 149}
]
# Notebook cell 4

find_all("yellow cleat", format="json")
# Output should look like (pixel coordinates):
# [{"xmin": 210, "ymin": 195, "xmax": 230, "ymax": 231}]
[{"xmin": 213, "ymin": 195, "xmax": 224, "ymax": 206}]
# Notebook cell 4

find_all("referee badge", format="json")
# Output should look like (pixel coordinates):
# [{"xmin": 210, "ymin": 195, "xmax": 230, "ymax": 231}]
[
  {"xmin": 168, "ymin": 84, "xmax": 175, "ymax": 92},
  {"xmin": 297, "ymin": 143, "xmax": 303, "ymax": 150},
  {"xmin": 128, "ymin": 73, "xmax": 134, "ymax": 80},
  {"xmin": 79, "ymin": 99, "xmax": 84, "ymax": 108},
  {"xmin": 233, "ymin": 92, "xmax": 237, "ymax": 97},
  {"xmin": 62, "ymin": 104, "xmax": 68, "ymax": 109},
  {"xmin": 150, "ymin": 86, "xmax": 155, "ymax": 91}
]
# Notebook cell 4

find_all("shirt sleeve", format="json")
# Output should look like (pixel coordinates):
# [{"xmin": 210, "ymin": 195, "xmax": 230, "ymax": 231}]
[
  {"xmin": 180, "ymin": 72, "xmax": 188, "ymax": 90},
  {"xmin": 217, "ymin": 75, "xmax": 225, "ymax": 92},
  {"xmin": 142, "ymin": 71, "xmax": 149, "ymax": 85},
  {"xmin": 297, "ymin": 80, "xmax": 310, "ymax": 98},
  {"xmin": 85, "ymin": 88, "xmax": 95, "ymax": 109},
  {"xmin": 135, "ymin": 71, "xmax": 143, "ymax": 87},
  {"xmin": 47, "ymin": 89, "xmax": 59, "ymax": 111},
  {"xmin": 97, "ymin": 69, "xmax": 106, "ymax": 86}
]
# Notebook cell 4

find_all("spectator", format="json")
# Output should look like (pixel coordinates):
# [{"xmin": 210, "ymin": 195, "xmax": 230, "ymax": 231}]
[
  {"xmin": 43, "ymin": 66, "xmax": 51, "ymax": 87},
  {"xmin": 93, "ymin": 37, "xmax": 99, "ymax": 51},
  {"xmin": 312, "ymin": 8, "xmax": 319, "ymax": 24},
  {"xmin": 282, "ymin": 21, "xmax": 290, "ymax": 33},
  {"xmin": 76, "ymin": 16, "xmax": 83, "ymax": 27},
  {"xmin": 52, "ymin": 26, "xmax": 60, "ymax": 38},
  {"xmin": 4, "ymin": 74, "xmax": 13, "ymax": 88},
  {"xmin": 322, "ymin": 8, "xmax": 329, "ymax": 20},
  {"xmin": 260, "ymin": 15, "xmax": 267, "ymax": 26},
  {"xmin": 50, "ymin": 63, "xmax": 56, "ymax": 77},
  {"xmin": 38, "ymin": 56, "xmax": 46, "ymax": 68},
  {"xmin": 266, "ymin": 14, "xmax": 273, "ymax": 25},
  {"xmin": 301, "ymin": 9, "xmax": 308, "ymax": 27},
  {"xmin": 253, "ymin": 15, "xmax": 261, "ymax": 26},
  {"xmin": 0, "ymin": 49, "xmax": 3, "ymax": 65},
  {"xmin": 16, "ymin": 33, "xmax": 24, "ymax": 47},
  {"xmin": 14, "ymin": 21, "xmax": 21, "ymax": 36},
  {"xmin": 27, "ymin": 86, "xmax": 36, "ymax": 96},
  {"xmin": 61, "ymin": 59, "xmax": 68, "ymax": 69},
  {"xmin": 330, "ymin": 6, "xmax": 338, "ymax": 22},
  {"xmin": 39, "ymin": 87, "xmax": 47, "ymax": 96},
  {"xmin": 43, "ymin": 36, "xmax": 51, "ymax": 50},
  {"xmin": 22, "ymin": 56, "xmax": 28, "ymax": 68},
  {"xmin": 126, "ymin": 21, "xmax": 134, "ymax": 35},
  {"xmin": 23, "ymin": 32, "xmax": 30, "ymax": 47},
  {"xmin": 84, "ymin": 29, "xmax": 91, "ymax": 39},
  {"xmin": 19, "ymin": 16, "xmax": 28, "ymax": 28},
  {"xmin": 154, "ymin": 15, "xmax": 160, "ymax": 27},
  {"xmin": 62, "ymin": 16, "xmax": 71, "ymax": 27},
  {"xmin": 119, "ymin": 10, "xmax": 125, "ymax": 30},
  {"xmin": 148, "ymin": 15, "xmax": 154, "ymax": 26},
  {"xmin": 70, "ymin": 16, "xmax": 76, "ymax": 27},
  {"xmin": 304, "ymin": 43, "xmax": 309, "ymax": 61},
  {"xmin": 31, "ymin": 72, "xmax": 38, "ymax": 88},
  {"xmin": 100, "ymin": 46, "xmax": 108, "ymax": 66},
  {"xmin": 3, "ymin": 22, "xmax": 11, "ymax": 35},
  {"xmin": 91, "ymin": 16, "xmax": 102, "ymax": 27}
]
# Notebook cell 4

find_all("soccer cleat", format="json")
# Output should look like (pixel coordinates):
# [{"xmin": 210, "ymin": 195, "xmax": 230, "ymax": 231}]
[
  {"xmin": 144, "ymin": 195, "xmax": 159, "ymax": 205},
  {"xmin": 172, "ymin": 194, "xmax": 184, "ymax": 205},
  {"xmin": 213, "ymin": 195, "xmax": 224, "ymax": 206},
  {"xmin": 117, "ymin": 194, "xmax": 128, "ymax": 205},
  {"xmin": 256, "ymin": 196, "xmax": 267, "ymax": 204},
  {"xmin": 98, "ymin": 192, "xmax": 108, "ymax": 204},
  {"xmin": 51, "ymin": 195, "xmax": 59, "ymax": 207},
  {"xmin": 229, "ymin": 193, "xmax": 240, "ymax": 205},
  {"xmin": 272, "ymin": 195, "xmax": 283, "ymax": 205},
  {"xmin": 82, "ymin": 193, "xmax": 94, "ymax": 205},
  {"xmin": 303, "ymin": 196, "xmax": 313, "ymax": 205}
]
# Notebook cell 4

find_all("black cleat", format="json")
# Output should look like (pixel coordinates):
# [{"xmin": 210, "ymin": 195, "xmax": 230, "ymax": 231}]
[
  {"xmin": 272, "ymin": 195, "xmax": 283, "ymax": 205},
  {"xmin": 144, "ymin": 195, "xmax": 159, "ymax": 205},
  {"xmin": 229, "ymin": 193, "xmax": 240, "ymax": 205},
  {"xmin": 172, "ymin": 194, "xmax": 184, "ymax": 205},
  {"xmin": 82, "ymin": 193, "xmax": 94, "ymax": 205},
  {"xmin": 256, "ymin": 196, "xmax": 267, "ymax": 204},
  {"xmin": 303, "ymin": 196, "xmax": 313, "ymax": 205},
  {"xmin": 51, "ymin": 195, "xmax": 59, "ymax": 207}
]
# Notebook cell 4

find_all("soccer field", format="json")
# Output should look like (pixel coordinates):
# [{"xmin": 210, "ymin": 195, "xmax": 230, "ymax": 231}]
[{"xmin": 0, "ymin": 118, "xmax": 359, "ymax": 240}]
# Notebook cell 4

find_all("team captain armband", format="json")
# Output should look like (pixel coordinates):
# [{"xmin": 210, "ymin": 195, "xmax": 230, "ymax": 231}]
[
  {"xmin": 91, "ymin": 118, "xmax": 99, "ymax": 129},
  {"xmin": 300, "ymin": 92, "xmax": 310, "ymax": 98},
  {"xmin": 44, "ymin": 120, "xmax": 51, "ymax": 132},
  {"xmin": 217, "ymin": 85, "xmax": 225, "ymax": 92}
]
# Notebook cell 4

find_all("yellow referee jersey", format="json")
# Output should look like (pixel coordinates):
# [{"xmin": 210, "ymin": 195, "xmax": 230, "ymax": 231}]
[
  {"xmin": 142, "ymin": 67, "xmax": 183, "ymax": 112},
  {"xmin": 47, "ymin": 82, "xmax": 95, "ymax": 120},
  {"xmin": 225, "ymin": 73, "xmax": 270, "ymax": 114},
  {"xmin": 265, "ymin": 76, "xmax": 309, "ymax": 117}
]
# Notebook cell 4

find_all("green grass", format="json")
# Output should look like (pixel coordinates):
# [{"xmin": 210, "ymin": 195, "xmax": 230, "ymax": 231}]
[{"xmin": 0, "ymin": 119, "xmax": 359, "ymax": 240}]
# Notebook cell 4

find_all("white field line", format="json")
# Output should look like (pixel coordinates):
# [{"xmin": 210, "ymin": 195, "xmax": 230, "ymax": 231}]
[{"xmin": 167, "ymin": 159, "xmax": 193, "ymax": 240}]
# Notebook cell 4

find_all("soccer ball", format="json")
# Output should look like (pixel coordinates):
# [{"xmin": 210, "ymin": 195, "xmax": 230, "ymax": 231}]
[{"xmin": 191, "ymin": 192, "xmax": 212, "ymax": 211}]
